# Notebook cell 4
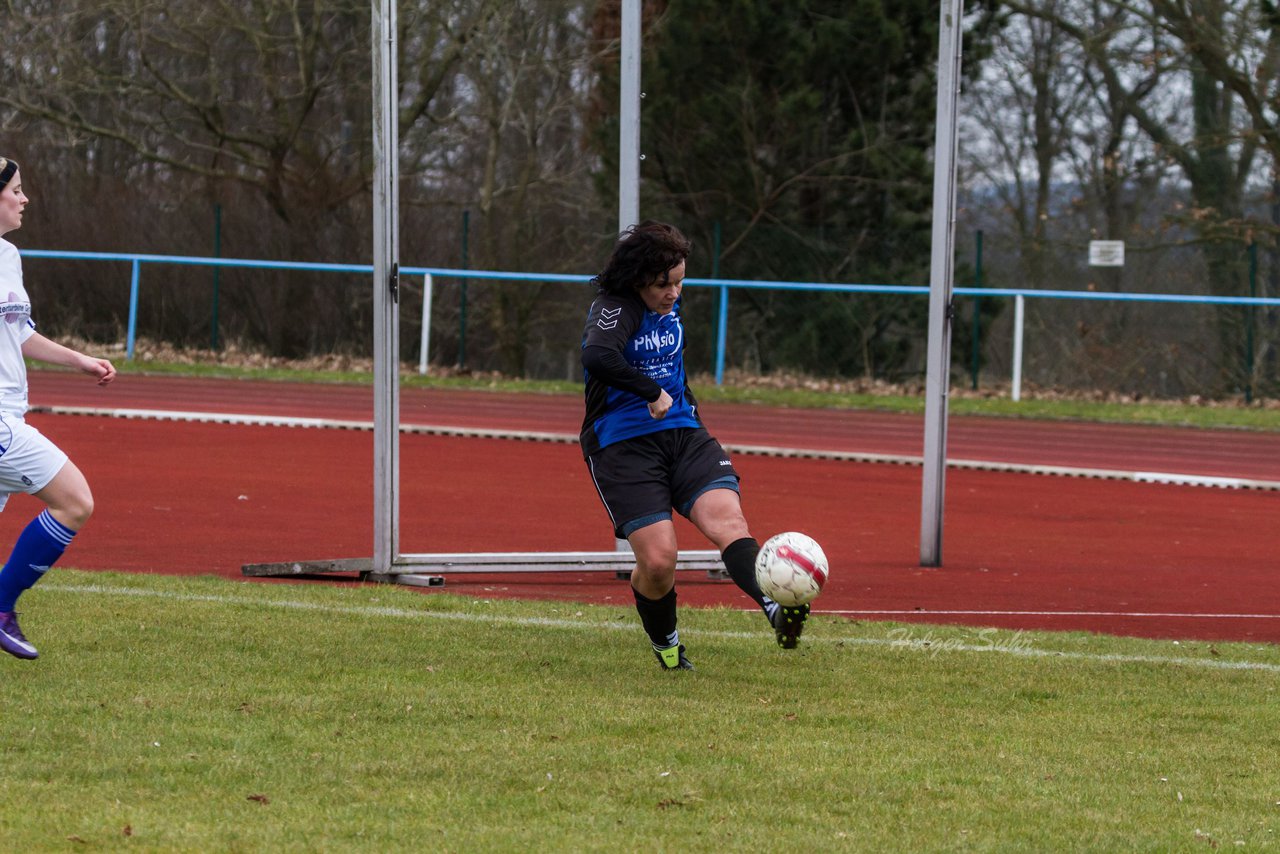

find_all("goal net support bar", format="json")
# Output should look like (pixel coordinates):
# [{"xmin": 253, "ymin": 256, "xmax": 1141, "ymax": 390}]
[{"xmin": 243, "ymin": 550, "xmax": 726, "ymax": 587}]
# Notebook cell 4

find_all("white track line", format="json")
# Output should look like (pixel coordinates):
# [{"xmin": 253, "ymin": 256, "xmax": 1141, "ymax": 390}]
[
  {"xmin": 42, "ymin": 581, "xmax": 1280, "ymax": 674},
  {"xmin": 32, "ymin": 405, "xmax": 1280, "ymax": 491},
  {"xmin": 31, "ymin": 405, "xmax": 575, "ymax": 442},
  {"xmin": 831, "ymin": 609, "xmax": 1280, "ymax": 620}
]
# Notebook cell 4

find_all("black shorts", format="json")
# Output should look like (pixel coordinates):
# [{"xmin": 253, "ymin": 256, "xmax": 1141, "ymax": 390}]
[{"xmin": 586, "ymin": 427, "xmax": 741, "ymax": 539}]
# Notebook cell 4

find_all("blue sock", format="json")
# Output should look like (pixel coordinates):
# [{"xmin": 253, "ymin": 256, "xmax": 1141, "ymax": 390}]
[{"xmin": 0, "ymin": 510, "xmax": 75, "ymax": 612}]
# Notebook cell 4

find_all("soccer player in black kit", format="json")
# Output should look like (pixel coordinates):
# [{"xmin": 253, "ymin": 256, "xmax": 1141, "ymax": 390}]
[{"xmin": 580, "ymin": 221, "xmax": 808, "ymax": 670}]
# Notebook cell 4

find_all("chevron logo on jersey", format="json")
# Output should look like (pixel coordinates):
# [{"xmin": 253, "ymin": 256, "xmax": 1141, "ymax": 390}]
[{"xmin": 597, "ymin": 306, "xmax": 621, "ymax": 330}]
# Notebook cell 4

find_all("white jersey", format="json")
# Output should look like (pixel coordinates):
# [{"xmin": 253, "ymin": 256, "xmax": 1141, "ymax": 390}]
[{"xmin": 0, "ymin": 239, "xmax": 36, "ymax": 417}]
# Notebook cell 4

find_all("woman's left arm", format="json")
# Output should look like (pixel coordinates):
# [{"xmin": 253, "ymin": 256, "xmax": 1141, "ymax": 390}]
[{"xmin": 21, "ymin": 333, "xmax": 116, "ymax": 385}]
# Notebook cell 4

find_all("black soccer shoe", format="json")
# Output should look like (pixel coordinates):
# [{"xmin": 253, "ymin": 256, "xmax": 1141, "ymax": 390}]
[
  {"xmin": 771, "ymin": 603, "xmax": 810, "ymax": 649},
  {"xmin": 654, "ymin": 643, "xmax": 695, "ymax": 671}
]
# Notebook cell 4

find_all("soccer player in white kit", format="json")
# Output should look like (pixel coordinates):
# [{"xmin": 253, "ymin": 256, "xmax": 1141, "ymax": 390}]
[{"xmin": 0, "ymin": 157, "xmax": 116, "ymax": 660}]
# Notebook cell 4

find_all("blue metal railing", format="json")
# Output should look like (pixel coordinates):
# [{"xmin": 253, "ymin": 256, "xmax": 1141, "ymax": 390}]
[{"xmin": 21, "ymin": 248, "xmax": 1280, "ymax": 386}]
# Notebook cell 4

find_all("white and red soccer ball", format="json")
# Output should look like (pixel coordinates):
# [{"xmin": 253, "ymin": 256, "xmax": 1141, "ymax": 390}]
[{"xmin": 754, "ymin": 532, "xmax": 829, "ymax": 606}]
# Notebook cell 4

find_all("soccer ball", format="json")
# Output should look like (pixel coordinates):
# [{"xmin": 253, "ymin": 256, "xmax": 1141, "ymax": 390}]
[{"xmin": 755, "ymin": 532, "xmax": 829, "ymax": 606}]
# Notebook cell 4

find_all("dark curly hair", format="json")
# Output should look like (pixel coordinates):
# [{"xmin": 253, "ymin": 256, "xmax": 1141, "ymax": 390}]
[{"xmin": 592, "ymin": 220, "xmax": 691, "ymax": 296}]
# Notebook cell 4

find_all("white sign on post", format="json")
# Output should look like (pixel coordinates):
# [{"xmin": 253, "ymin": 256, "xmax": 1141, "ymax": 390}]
[{"xmin": 1089, "ymin": 240, "xmax": 1125, "ymax": 267}]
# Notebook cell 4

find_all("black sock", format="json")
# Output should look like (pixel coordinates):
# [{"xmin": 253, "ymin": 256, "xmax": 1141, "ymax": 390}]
[
  {"xmin": 721, "ymin": 536, "xmax": 773, "ymax": 612},
  {"xmin": 632, "ymin": 585, "xmax": 678, "ymax": 648}
]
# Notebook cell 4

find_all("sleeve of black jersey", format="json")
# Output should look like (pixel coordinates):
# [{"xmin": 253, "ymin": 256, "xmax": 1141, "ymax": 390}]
[{"xmin": 581, "ymin": 295, "xmax": 664, "ymax": 403}]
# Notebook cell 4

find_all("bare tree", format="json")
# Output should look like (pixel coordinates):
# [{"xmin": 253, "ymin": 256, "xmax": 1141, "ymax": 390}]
[
  {"xmin": 963, "ymin": 4, "xmax": 1098, "ymax": 290},
  {"xmin": 397, "ymin": 1, "xmax": 606, "ymax": 375},
  {"xmin": 0, "ymin": 0, "xmax": 607, "ymax": 368},
  {"xmin": 1, "ymin": 0, "xmax": 372, "ymax": 222},
  {"xmin": 968, "ymin": 0, "xmax": 1278, "ymax": 394}
]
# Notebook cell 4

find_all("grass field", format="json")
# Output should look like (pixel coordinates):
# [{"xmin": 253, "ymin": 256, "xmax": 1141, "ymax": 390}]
[{"xmin": 2, "ymin": 569, "xmax": 1276, "ymax": 850}]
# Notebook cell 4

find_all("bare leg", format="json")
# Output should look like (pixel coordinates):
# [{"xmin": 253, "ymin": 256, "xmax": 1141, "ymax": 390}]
[
  {"xmin": 33, "ymin": 460, "xmax": 95, "ymax": 531},
  {"xmin": 687, "ymin": 488, "xmax": 751, "ymax": 549},
  {"xmin": 690, "ymin": 487, "xmax": 808, "ymax": 648},
  {"xmin": 627, "ymin": 519, "xmax": 679, "ymax": 598}
]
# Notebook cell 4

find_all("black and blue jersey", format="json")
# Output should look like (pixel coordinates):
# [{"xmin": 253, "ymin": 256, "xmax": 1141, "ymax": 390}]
[{"xmin": 580, "ymin": 291, "xmax": 702, "ymax": 457}]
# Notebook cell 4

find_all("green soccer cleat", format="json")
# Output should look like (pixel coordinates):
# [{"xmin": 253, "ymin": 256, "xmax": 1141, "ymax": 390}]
[
  {"xmin": 771, "ymin": 603, "xmax": 810, "ymax": 649},
  {"xmin": 653, "ymin": 643, "xmax": 694, "ymax": 671}
]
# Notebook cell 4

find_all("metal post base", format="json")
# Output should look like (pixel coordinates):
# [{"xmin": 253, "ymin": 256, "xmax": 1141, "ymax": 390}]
[{"xmin": 243, "ymin": 549, "xmax": 727, "ymax": 589}]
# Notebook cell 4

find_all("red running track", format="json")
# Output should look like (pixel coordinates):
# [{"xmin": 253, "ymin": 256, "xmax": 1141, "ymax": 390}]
[
  {"xmin": 13, "ymin": 370, "xmax": 1280, "ymax": 643},
  {"xmin": 29, "ymin": 371, "xmax": 1280, "ymax": 483}
]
